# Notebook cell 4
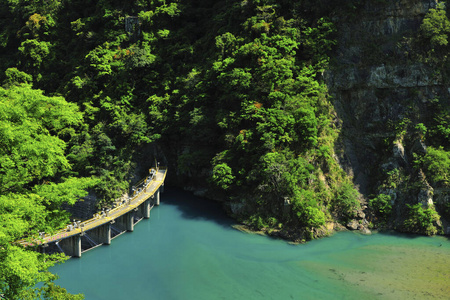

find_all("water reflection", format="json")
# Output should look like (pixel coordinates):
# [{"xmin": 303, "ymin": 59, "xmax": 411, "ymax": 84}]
[{"xmin": 52, "ymin": 188, "xmax": 450, "ymax": 300}]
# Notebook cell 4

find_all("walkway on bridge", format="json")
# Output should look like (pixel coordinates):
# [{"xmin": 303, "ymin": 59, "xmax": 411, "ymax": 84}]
[{"xmin": 18, "ymin": 167, "xmax": 167, "ymax": 255}]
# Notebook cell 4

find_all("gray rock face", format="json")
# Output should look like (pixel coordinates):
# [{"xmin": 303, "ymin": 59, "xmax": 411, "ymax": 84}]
[
  {"xmin": 393, "ymin": 141, "xmax": 407, "ymax": 164},
  {"xmin": 327, "ymin": 0, "xmax": 449, "ymax": 230},
  {"xmin": 347, "ymin": 220, "xmax": 359, "ymax": 230},
  {"xmin": 333, "ymin": 0, "xmax": 436, "ymax": 62},
  {"xmin": 328, "ymin": 0, "xmax": 444, "ymax": 193},
  {"xmin": 325, "ymin": 64, "xmax": 440, "ymax": 90},
  {"xmin": 360, "ymin": 227, "xmax": 372, "ymax": 235},
  {"xmin": 434, "ymin": 188, "xmax": 450, "ymax": 229},
  {"xmin": 434, "ymin": 188, "xmax": 450, "ymax": 207},
  {"xmin": 230, "ymin": 202, "xmax": 244, "ymax": 215},
  {"xmin": 418, "ymin": 187, "xmax": 434, "ymax": 207}
]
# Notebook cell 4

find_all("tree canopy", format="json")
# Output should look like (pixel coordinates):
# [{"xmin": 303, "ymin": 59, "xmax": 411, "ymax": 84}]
[
  {"xmin": 0, "ymin": 84, "xmax": 95, "ymax": 299},
  {"xmin": 1, "ymin": 0, "xmax": 449, "ymax": 297}
]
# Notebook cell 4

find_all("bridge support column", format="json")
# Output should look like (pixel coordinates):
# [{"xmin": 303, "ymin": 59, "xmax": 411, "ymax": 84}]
[
  {"xmin": 156, "ymin": 188, "xmax": 160, "ymax": 206},
  {"xmin": 74, "ymin": 235, "xmax": 82, "ymax": 257},
  {"xmin": 143, "ymin": 199, "xmax": 151, "ymax": 219},
  {"xmin": 126, "ymin": 212, "xmax": 134, "ymax": 232},
  {"xmin": 89, "ymin": 223, "xmax": 111, "ymax": 245},
  {"xmin": 60, "ymin": 235, "xmax": 81, "ymax": 258},
  {"xmin": 160, "ymin": 183, "xmax": 164, "ymax": 193},
  {"xmin": 103, "ymin": 223, "xmax": 111, "ymax": 245}
]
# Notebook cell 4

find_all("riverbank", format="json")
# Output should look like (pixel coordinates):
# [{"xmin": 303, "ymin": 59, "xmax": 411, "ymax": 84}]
[
  {"xmin": 52, "ymin": 189, "xmax": 449, "ymax": 300},
  {"xmin": 234, "ymin": 220, "xmax": 450, "ymax": 300}
]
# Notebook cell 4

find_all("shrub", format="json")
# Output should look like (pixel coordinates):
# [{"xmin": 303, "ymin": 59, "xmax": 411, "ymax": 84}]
[
  {"xmin": 369, "ymin": 194, "xmax": 392, "ymax": 222},
  {"xmin": 421, "ymin": 3, "xmax": 450, "ymax": 47},
  {"xmin": 212, "ymin": 163, "xmax": 235, "ymax": 190},
  {"xmin": 404, "ymin": 204, "xmax": 440, "ymax": 235},
  {"xmin": 292, "ymin": 190, "xmax": 326, "ymax": 228},
  {"xmin": 334, "ymin": 182, "xmax": 360, "ymax": 222},
  {"xmin": 421, "ymin": 146, "xmax": 450, "ymax": 187},
  {"xmin": 3, "ymin": 68, "xmax": 32, "ymax": 86}
]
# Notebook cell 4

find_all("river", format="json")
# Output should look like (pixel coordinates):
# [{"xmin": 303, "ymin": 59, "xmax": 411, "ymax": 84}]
[{"xmin": 51, "ymin": 188, "xmax": 450, "ymax": 300}]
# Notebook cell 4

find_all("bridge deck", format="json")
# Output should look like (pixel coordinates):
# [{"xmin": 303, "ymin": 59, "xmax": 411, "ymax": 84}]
[{"xmin": 19, "ymin": 168, "xmax": 167, "ymax": 246}]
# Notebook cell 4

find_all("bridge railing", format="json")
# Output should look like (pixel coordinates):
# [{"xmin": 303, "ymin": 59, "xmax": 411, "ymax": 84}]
[{"xmin": 17, "ymin": 167, "xmax": 167, "ymax": 247}]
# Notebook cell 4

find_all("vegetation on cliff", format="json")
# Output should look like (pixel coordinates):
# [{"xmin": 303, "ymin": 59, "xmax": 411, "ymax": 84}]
[
  {"xmin": 364, "ymin": 2, "xmax": 450, "ymax": 234},
  {"xmin": 0, "ymin": 0, "xmax": 449, "ymax": 298}
]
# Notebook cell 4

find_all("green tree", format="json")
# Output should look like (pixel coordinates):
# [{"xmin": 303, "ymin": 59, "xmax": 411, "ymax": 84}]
[
  {"xmin": 421, "ymin": 3, "xmax": 450, "ymax": 47},
  {"xmin": 292, "ymin": 190, "xmax": 325, "ymax": 228},
  {"xmin": 334, "ymin": 182, "xmax": 360, "ymax": 222},
  {"xmin": 0, "ymin": 85, "xmax": 81, "ymax": 193},
  {"xmin": 3, "ymin": 68, "xmax": 33, "ymax": 87},
  {"xmin": 404, "ymin": 203, "xmax": 440, "ymax": 235},
  {"xmin": 212, "ymin": 163, "xmax": 235, "ymax": 190},
  {"xmin": 369, "ymin": 194, "xmax": 392, "ymax": 223},
  {"xmin": 0, "ymin": 192, "xmax": 85, "ymax": 299},
  {"xmin": 421, "ymin": 146, "xmax": 450, "ymax": 187},
  {"xmin": 0, "ymin": 84, "xmax": 92, "ymax": 299},
  {"xmin": 18, "ymin": 39, "xmax": 51, "ymax": 72}
]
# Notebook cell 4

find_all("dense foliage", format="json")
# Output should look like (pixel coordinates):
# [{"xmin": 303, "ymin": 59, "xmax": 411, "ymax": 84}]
[
  {"xmin": 0, "ymin": 84, "xmax": 92, "ymax": 299},
  {"xmin": 1, "ymin": 0, "xmax": 449, "ymax": 298}
]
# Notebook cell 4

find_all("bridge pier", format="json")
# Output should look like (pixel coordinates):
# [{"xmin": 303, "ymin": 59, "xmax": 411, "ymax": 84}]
[
  {"xmin": 24, "ymin": 168, "xmax": 167, "ymax": 258},
  {"xmin": 89, "ymin": 223, "xmax": 111, "ymax": 245},
  {"xmin": 59, "ymin": 234, "xmax": 82, "ymax": 258},
  {"xmin": 115, "ymin": 215, "xmax": 125, "ymax": 232},
  {"xmin": 143, "ymin": 199, "xmax": 151, "ymax": 219},
  {"xmin": 39, "ymin": 243, "xmax": 49, "ymax": 254},
  {"xmin": 126, "ymin": 212, "xmax": 134, "ymax": 232},
  {"xmin": 115, "ymin": 211, "xmax": 135, "ymax": 232}
]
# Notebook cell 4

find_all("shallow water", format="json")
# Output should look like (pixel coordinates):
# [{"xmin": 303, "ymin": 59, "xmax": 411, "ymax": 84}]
[{"xmin": 52, "ymin": 189, "xmax": 450, "ymax": 300}]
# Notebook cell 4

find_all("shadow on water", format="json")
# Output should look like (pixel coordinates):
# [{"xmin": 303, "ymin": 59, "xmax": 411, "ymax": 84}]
[
  {"xmin": 162, "ymin": 187, "xmax": 236, "ymax": 229},
  {"xmin": 161, "ymin": 188, "xmax": 450, "ymax": 245}
]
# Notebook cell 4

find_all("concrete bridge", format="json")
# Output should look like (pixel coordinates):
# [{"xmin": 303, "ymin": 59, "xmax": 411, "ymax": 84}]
[{"xmin": 19, "ymin": 167, "xmax": 167, "ymax": 257}]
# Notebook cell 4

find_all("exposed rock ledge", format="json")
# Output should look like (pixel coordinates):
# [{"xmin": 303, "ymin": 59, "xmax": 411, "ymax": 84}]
[{"xmin": 325, "ymin": 64, "xmax": 441, "ymax": 90}]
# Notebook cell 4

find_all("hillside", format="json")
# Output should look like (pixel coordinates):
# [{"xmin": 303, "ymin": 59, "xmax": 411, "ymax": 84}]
[{"xmin": 0, "ymin": 0, "xmax": 449, "ymax": 298}]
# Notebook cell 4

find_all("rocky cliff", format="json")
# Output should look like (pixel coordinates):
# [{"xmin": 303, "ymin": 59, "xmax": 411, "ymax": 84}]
[{"xmin": 326, "ymin": 0, "xmax": 449, "ymax": 234}]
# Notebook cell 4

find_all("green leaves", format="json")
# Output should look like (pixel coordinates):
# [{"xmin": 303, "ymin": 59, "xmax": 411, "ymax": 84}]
[
  {"xmin": 0, "ymin": 191, "xmax": 73, "ymax": 299},
  {"xmin": 404, "ymin": 204, "xmax": 440, "ymax": 235},
  {"xmin": 0, "ymin": 84, "xmax": 90, "ymax": 298},
  {"xmin": 85, "ymin": 44, "xmax": 115, "ymax": 77},
  {"xmin": 3, "ymin": 68, "xmax": 33, "ymax": 86},
  {"xmin": 291, "ymin": 188, "xmax": 326, "ymax": 229},
  {"xmin": 421, "ymin": 3, "xmax": 450, "ymax": 47},
  {"xmin": 33, "ymin": 176, "xmax": 99, "ymax": 229},
  {"xmin": 18, "ymin": 39, "xmax": 51, "ymax": 70},
  {"xmin": 334, "ymin": 182, "xmax": 360, "ymax": 222},
  {"xmin": 301, "ymin": 17, "xmax": 336, "ymax": 71},
  {"xmin": 0, "ymin": 85, "xmax": 82, "ymax": 192},
  {"xmin": 369, "ymin": 194, "xmax": 392, "ymax": 223},
  {"xmin": 212, "ymin": 163, "xmax": 235, "ymax": 190},
  {"xmin": 420, "ymin": 146, "xmax": 450, "ymax": 187},
  {"xmin": 0, "ymin": 244, "xmax": 71, "ymax": 300},
  {"xmin": 256, "ymin": 108, "xmax": 295, "ymax": 149},
  {"xmin": 41, "ymin": 283, "xmax": 84, "ymax": 300},
  {"xmin": 257, "ymin": 151, "xmax": 313, "ymax": 198},
  {"xmin": 0, "ymin": 193, "xmax": 45, "ymax": 243}
]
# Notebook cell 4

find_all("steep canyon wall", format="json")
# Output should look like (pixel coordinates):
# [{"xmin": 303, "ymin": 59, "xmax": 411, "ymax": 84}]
[{"xmin": 326, "ymin": 0, "xmax": 449, "ymax": 233}]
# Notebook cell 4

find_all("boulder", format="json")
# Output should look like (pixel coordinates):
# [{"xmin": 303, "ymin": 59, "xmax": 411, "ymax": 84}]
[{"xmin": 347, "ymin": 220, "xmax": 359, "ymax": 230}]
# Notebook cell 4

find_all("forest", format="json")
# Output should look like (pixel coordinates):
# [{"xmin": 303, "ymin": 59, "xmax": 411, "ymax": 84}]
[{"xmin": 0, "ymin": 0, "xmax": 449, "ymax": 298}]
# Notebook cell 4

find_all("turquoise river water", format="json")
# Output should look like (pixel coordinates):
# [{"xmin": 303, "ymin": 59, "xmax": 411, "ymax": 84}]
[{"xmin": 51, "ymin": 189, "xmax": 450, "ymax": 300}]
